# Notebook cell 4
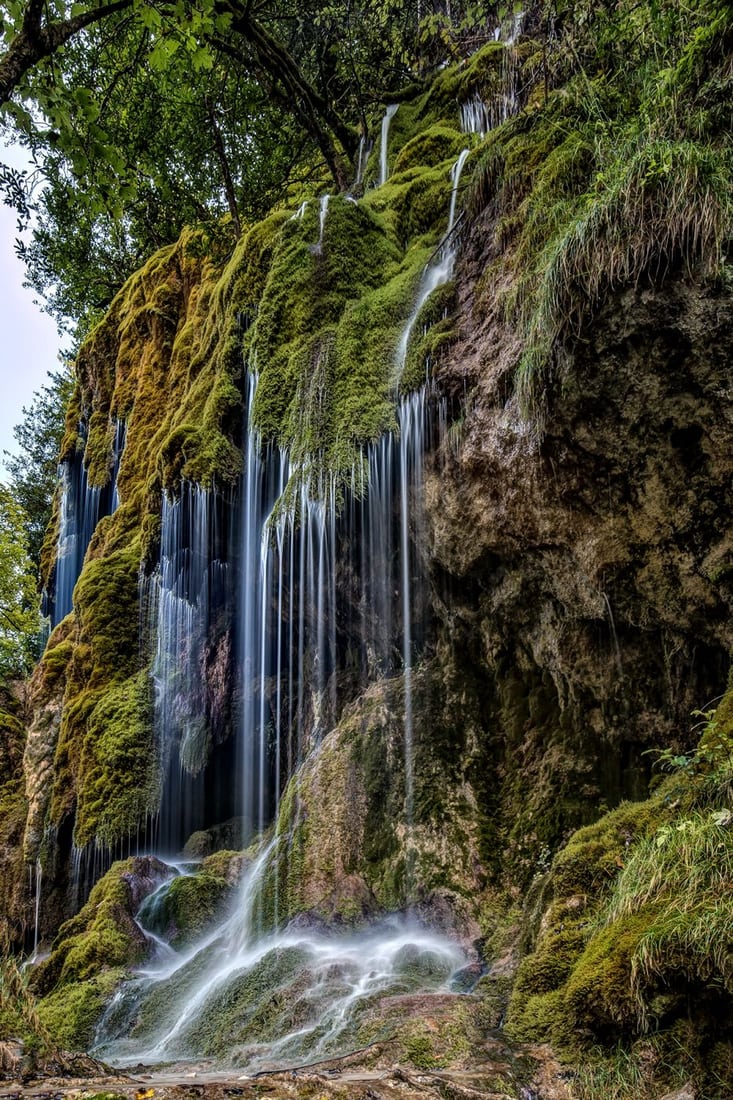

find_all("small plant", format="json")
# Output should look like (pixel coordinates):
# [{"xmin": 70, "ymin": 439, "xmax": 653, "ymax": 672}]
[{"xmin": 645, "ymin": 700, "xmax": 733, "ymax": 805}]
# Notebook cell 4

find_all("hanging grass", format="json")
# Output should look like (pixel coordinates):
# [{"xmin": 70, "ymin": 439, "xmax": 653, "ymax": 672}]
[{"xmin": 464, "ymin": 0, "xmax": 733, "ymax": 426}]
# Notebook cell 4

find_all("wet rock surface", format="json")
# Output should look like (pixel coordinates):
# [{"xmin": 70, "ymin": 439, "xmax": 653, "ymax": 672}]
[
  {"xmin": 0, "ymin": 1035, "xmax": 576, "ymax": 1100},
  {"xmin": 429, "ymin": 256, "xmax": 733, "ymax": 883}
]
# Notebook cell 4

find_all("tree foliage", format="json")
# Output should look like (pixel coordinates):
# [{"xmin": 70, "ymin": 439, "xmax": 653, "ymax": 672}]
[
  {"xmin": 0, "ymin": 483, "xmax": 43, "ymax": 680},
  {"xmin": 4, "ymin": 367, "xmax": 75, "ymax": 570},
  {"xmin": 0, "ymin": 0, "xmax": 493, "ymax": 331}
]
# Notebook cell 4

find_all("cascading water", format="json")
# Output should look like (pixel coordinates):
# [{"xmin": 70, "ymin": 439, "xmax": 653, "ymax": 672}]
[
  {"xmin": 379, "ymin": 104, "xmax": 399, "ymax": 186},
  {"xmin": 52, "ymin": 459, "xmax": 102, "ymax": 626},
  {"xmin": 394, "ymin": 147, "xmax": 470, "ymax": 385},
  {"xmin": 398, "ymin": 389, "xmax": 428, "ymax": 853},
  {"xmin": 28, "ymin": 857, "xmax": 42, "ymax": 959},
  {"xmin": 290, "ymin": 200, "xmax": 309, "ymax": 222},
  {"xmin": 238, "ymin": 373, "xmax": 289, "ymax": 842},
  {"xmin": 93, "ymin": 148, "xmax": 470, "ymax": 1071},
  {"xmin": 95, "ymin": 838, "xmax": 464, "ymax": 1070},
  {"xmin": 355, "ymin": 134, "xmax": 372, "ymax": 186},
  {"xmin": 148, "ymin": 480, "xmax": 237, "ymax": 854},
  {"xmin": 460, "ymin": 12, "xmax": 524, "ymax": 137},
  {"xmin": 51, "ymin": 418, "xmax": 126, "ymax": 626},
  {"xmin": 110, "ymin": 419, "xmax": 126, "ymax": 511}
]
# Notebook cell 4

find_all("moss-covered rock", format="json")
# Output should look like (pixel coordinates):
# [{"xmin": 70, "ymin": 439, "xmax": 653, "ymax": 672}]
[
  {"xmin": 36, "ymin": 970, "xmax": 124, "ymax": 1051},
  {"xmin": 24, "ymin": 855, "xmax": 172, "ymax": 1051},
  {"xmin": 504, "ymin": 684, "xmax": 733, "ymax": 1097},
  {"xmin": 32, "ymin": 856, "xmax": 168, "ymax": 998},
  {"xmin": 258, "ymin": 662, "xmax": 487, "ymax": 940},
  {"xmin": 138, "ymin": 871, "xmax": 235, "ymax": 949}
]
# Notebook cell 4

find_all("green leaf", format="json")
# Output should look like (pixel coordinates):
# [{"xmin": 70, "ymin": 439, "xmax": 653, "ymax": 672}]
[{"xmin": 148, "ymin": 36, "xmax": 180, "ymax": 70}]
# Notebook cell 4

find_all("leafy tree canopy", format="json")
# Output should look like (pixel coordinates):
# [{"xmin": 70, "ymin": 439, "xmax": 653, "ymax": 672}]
[
  {"xmin": 4, "ymin": 366, "xmax": 75, "ymax": 570},
  {"xmin": 0, "ymin": 482, "xmax": 43, "ymax": 680},
  {"xmin": 1, "ymin": 0, "xmax": 487, "ymax": 333}
]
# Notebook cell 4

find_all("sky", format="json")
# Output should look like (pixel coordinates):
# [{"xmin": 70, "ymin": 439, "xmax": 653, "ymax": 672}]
[{"xmin": 0, "ymin": 141, "xmax": 63, "ymax": 477}]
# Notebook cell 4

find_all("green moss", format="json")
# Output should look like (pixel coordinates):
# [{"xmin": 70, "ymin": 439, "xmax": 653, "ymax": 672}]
[
  {"xmin": 150, "ymin": 873, "xmax": 233, "ymax": 948},
  {"xmin": 551, "ymin": 799, "xmax": 667, "ymax": 899},
  {"xmin": 514, "ymin": 923, "xmax": 588, "ymax": 996},
  {"xmin": 251, "ymin": 195, "xmax": 406, "ymax": 473},
  {"xmin": 404, "ymin": 1029, "xmax": 439, "ymax": 1070},
  {"xmin": 393, "ymin": 124, "xmax": 466, "ymax": 174},
  {"xmin": 364, "ymin": 164, "xmax": 453, "ymax": 246},
  {"xmin": 45, "ymin": 511, "xmax": 157, "ymax": 846},
  {"xmin": 37, "ymin": 969, "xmax": 124, "ymax": 1051},
  {"xmin": 75, "ymin": 671, "xmax": 157, "ymax": 847},
  {"xmin": 201, "ymin": 848, "xmax": 246, "ymax": 879},
  {"xmin": 427, "ymin": 40, "xmax": 509, "ymax": 113},
  {"xmin": 32, "ymin": 858, "xmax": 151, "ymax": 1000},
  {"xmin": 506, "ymin": 683, "xmax": 733, "ymax": 1081},
  {"xmin": 29, "ymin": 93, "xmax": 479, "ymax": 861}
]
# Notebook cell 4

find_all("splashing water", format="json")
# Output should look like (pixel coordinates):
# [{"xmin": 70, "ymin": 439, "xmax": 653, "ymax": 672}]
[{"xmin": 94, "ymin": 840, "xmax": 466, "ymax": 1070}]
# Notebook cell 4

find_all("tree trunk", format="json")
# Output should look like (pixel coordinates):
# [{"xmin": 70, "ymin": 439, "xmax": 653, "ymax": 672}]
[
  {"xmin": 0, "ymin": 0, "xmax": 132, "ymax": 107},
  {"xmin": 206, "ymin": 95, "xmax": 242, "ymax": 239}
]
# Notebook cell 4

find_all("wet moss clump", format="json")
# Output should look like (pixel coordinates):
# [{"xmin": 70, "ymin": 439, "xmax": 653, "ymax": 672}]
[
  {"xmin": 148, "ymin": 872, "xmax": 234, "ymax": 948},
  {"xmin": 36, "ymin": 969, "xmax": 124, "ymax": 1051},
  {"xmin": 29, "ymin": 856, "xmax": 169, "ymax": 1048},
  {"xmin": 32, "ymin": 859, "xmax": 149, "ymax": 994}
]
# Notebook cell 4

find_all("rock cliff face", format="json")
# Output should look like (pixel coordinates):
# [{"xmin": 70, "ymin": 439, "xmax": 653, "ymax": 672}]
[
  {"xmin": 428, "ymin": 251, "xmax": 733, "ymax": 887},
  {"xmin": 3, "ymin": 17, "xmax": 733, "ymax": 1097}
]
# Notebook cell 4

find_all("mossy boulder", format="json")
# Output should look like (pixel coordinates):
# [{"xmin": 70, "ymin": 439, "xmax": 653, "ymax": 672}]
[
  {"xmin": 32, "ymin": 856, "xmax": 169, "ymax": 1004},
  {"xmin": 138, "ymin": 871, "xmax": 235, "ymax": 949},
  {"xmin": 259, "ymin": 662, "xmax": 487, "ymax": 939}
]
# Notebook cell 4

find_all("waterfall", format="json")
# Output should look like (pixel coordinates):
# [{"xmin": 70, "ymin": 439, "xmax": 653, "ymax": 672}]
[
  {"xmin": 290, "ymin": 200, "xmax": 308, "ymax": 222},
  {"xmin": 461, "ymin": 12, "xmax": 524, "ymax": 137},
  {"xmin": 53, "ymin": 458, "xmax": 102, "ymax": 625},
  {"xmin": 394, "ymin": 148, "xmax": 470, "ymax": 385},
  {"xmin": 90, "ymin": 165, "xmax": 463, "ymax": 1066},
  {"xmin": 51, "ymin": 418, "xmax": 127, "ymax": 626},
  {"xmin": 89, "ymin": 366, "xmax": 456, "ymax": 1076},
  {"xmin": 149, "ymin": 481, "xmax": 235, "ymax": 854},
  {"xmin": 379, "ymin": 104, "xmax": 399, "ymax": 186}
]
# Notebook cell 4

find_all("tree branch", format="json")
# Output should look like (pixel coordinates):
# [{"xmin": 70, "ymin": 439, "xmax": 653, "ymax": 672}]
[
  {"xmin": 0, "ymin": 0, "xmax": 133, "ymax": 107},
  {"xmin": 216, "ymin": 0, "xmax": 357, "ymax": 189}
]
